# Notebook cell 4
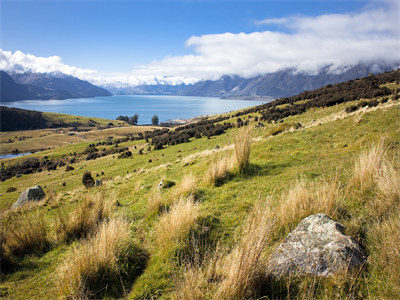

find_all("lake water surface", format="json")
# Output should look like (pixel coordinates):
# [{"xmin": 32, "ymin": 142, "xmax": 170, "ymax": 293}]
[{"xmin": 2, "ymin": 95, "xmax": 267, "ymax": 125}]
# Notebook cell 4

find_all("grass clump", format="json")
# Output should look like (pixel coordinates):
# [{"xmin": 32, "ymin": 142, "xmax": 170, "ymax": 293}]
[
  {"xmin": 55, "ymin": 192, "xmax": 115, "ymax": 242},
  {"xmin": 175, "ymin": 200, "xmax": 275, "ymax": 299},
  {"xmin": 156, "ymin": 196, "xmax": 200, "ymax": 252},
  {"xmin": 172, "ymin": 174, "xmax": 198, "ymax": 199},
  {"xmin": 234, "ymin": 128, "xmax": 251, "ymax": 173},
  {"xmin": 58, "ymin": 218, "xmax": 147, "ymax": 299},
  {"xmin": 204, "ymin": 155, "xmax": 233, "ymax": 186},
  {"xmin": 1, "ymin": 212, "xmax": 49, "ymax": 271},
  {"xmin": 351, "ymin": 142, "xmax": 385, "ymax": 193}
]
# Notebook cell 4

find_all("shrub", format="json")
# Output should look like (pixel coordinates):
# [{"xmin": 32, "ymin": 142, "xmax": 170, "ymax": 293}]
[
  {"xmin": 118, "ymin": 151, "xmax": 132, "ymax": 159},
  {"xmin": 234, "ymin": 129, "xmax": 251, "ymax": 173},
  {"xmin": 82, "ymin": 171, "xmax": 95, "ymax": 188},
  {"xmin": 58, "ymin": 218, "xmax": 148, "ymax": 299},
  {"xmin": 6, "ymin": 187, "xmax": 17, "ymax": 193},
  {"xmin": 65, "ymin": 165, "xmax": 74, "ymax": 171}
]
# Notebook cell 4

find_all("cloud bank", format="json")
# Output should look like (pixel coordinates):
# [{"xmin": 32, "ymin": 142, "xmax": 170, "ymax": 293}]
[{"xmin": 1, "ymin": 0, "xmax": 399, "ymax": 86}]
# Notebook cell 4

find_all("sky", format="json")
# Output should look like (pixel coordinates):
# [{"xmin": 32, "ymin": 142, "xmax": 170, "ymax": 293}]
[{"xmin": 0, "ymin": 0, "xmax": 399, "ymax": 86}]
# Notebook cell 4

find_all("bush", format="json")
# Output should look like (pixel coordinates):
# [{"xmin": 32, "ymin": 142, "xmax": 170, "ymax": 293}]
[
  {"xmin": 65, "ymin": 165, "xmax": 74, "ymax": 171},
  {"xmin": 82, "ymin": 171, "xmax": 95, "ymax": 188},
  {"xmin": 6, "ymin": 187, "xmax": 17, "ymax": 193},
  {"xmin": 118, "ymin": 151, "xmax": 132, "ymax": 159}
]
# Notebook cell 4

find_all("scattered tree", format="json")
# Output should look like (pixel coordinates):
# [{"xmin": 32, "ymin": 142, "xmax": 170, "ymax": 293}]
[{"xmin": 152, "ymin": 114, "xmax": 159, "ymax": 126}]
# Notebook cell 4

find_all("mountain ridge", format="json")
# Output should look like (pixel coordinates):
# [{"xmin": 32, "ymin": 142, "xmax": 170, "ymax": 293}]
[{"xmin": 0, "ymin": 71, "xmax": 112, "ymax": 102}]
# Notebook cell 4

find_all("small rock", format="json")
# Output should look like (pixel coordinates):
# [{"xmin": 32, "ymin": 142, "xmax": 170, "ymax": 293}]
[
  {"xmin": 215, "ymin": 145, "xmax": 220, "ymax": 150},
  {"xmin": 267, "ymin": 213, "xmax": 365, "ymax": 277},
  {"xmin": 12, "ymin": 185, "xmax": 46, "ymax": 209},
  {"xmin": 95, "ymin": 179, "xmax": 103, "ymax": 187},
  {"xmin": 157, "ymin": 180, "xmax": 163, "ymax": 188},
  {"xmin": 16, "ymin": 174, "xmax": 22, "ymax": 178}
]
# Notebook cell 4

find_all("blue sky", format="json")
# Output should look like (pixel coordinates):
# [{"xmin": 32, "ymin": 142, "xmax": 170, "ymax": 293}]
[{"xmin": 1, "ymin": 0, "xmax": 399, "ymax": 85}]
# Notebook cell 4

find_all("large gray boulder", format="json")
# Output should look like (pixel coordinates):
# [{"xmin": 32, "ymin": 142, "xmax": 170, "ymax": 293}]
[
  {"xmin": 12, "ymin": 185, "xmax": 46, "ymax": 209},
  {"xmin": 268, "ymin": 213, "xmax": 365, "ymax": 277}
]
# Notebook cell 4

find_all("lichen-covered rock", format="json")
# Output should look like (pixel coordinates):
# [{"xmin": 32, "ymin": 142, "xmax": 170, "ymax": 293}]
[
  {"xmin": 268, "ymin": 213, "xmax": 365, "ymax": 277},
  {"xmin": 12, "ymin": 185, "xmax": 45, "ymax": 209}
]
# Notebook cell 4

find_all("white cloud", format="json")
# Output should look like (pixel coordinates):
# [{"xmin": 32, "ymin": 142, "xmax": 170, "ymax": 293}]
[{"xmin": 1, "ymin": 0, "xmax": 399, "ymax": 86}]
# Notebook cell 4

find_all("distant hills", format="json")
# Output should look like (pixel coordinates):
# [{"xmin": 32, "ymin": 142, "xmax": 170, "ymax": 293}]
[
  {"xmin": 108, "ymin": 63, "xmax": 398, "ymax": 99},
  {"xmin": 0, "ymin": 71, "xmax": 111, "ymax": 102}
]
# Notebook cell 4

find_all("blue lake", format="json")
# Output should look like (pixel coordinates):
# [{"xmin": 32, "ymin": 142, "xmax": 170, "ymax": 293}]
[{"xmin": 2, "ymin": 95, "xmax": 267, "ymax": 125}]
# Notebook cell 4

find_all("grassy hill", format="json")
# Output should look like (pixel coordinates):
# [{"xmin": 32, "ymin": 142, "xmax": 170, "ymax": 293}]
[{"xmin": 0, "ymin": 71, "xmax": 399, "ymax": 299}]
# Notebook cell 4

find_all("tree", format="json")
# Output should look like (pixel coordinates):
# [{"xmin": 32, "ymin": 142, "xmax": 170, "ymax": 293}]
[
  {"xmin": 151, "ymin": 114, "xmax": 159, "ymax": 126},
  {"xmin": 116, "ymin": 115, "xmax": 129, "ymax": 122},
  {"xmin": 129, "ymin": 114, "xmax": 139, "ymax": 125}
]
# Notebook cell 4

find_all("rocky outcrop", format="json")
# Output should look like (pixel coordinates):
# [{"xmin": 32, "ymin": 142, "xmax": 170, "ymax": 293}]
[
  {"xmin": 12, "ymin": 185, "xmax": 45, "ymax": 209},
  {"xmin": 268, "ymin": 213, "xmax": 365, "ymax": 277}
]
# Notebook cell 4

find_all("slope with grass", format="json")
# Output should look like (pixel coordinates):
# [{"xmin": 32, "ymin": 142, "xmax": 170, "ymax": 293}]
[{"xmin": 0, "ymin": 71, "xmax": 400, "ymax": 299}]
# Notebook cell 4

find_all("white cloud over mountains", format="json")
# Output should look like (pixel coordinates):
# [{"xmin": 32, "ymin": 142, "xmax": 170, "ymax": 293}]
[{"xmin": 1, "ymin": 0, "xmax": 399, "ymax": 86}]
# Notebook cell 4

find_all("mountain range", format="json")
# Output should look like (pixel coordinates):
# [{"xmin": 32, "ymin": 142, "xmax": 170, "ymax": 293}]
[
  {"xmin": 108, "ymin": 63, "xmax": 398, "ymax": 99},
  {"xmin": 0, "ymin": 71, "xmax": 111, "ymax": 102},
  {"xmin": 1, "ymin": 63, "xmax": 398, "ymax": 102}
]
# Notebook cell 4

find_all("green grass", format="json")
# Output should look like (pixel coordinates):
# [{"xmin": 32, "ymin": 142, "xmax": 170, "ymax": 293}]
[{"xmin": 1, "ymin": 96, "xmax": 399, "ymax": 299}]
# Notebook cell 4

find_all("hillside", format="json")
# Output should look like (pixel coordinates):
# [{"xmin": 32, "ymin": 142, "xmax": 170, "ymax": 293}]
[
  {"xmin": 0, "ymin": 70, "xmax": 399, "ymax": 299},
  {"xmin": 0, "ymin": 106, "xmax": 126, "ymax": 132},
  {"xmin": 0, "ymin": 71, "xmax": 111, "ymax": 102}
]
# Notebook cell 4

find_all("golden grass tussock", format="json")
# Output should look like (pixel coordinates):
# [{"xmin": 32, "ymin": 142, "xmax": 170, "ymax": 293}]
[
  {"xmin": 1, "ymin": 212, "xmax": 48, "ymax": 260},
  {"xmin": 156, "ymin": 195, "xmax": 200, "ymax": 251},
  {"xmin": 367, "ymin": 213, "xmax": 400, "ymax": 297},
  {"xmin": 147, "ymin": 189, "xmax": 164, "ymax": 215},
  {"xmin": 351, "ymin": 142, "xmax": 385, "ymax": 193},
  {"xmin": 204, "ymin": 155, "xmax": 234, "ymax": 186},
  {"xmin": 216, "ymin": 200, "xmax": 275, "ymax": 299},
  {"xmin": 277, "ymin": 178, "xmax": 341, "ymax": 231},
  {"xmin": 173, "ymin": 174, "xmax": 198, "ymax": 199},
  {"xmin": 175, "ymin": 200, "xmax": 275, "ymax": 299},
  {"xmin": 55, "ymin": 192, "xmax": 115, "ymax": 242},
  {"xmin": 234, "ymin": 128, "xmax": 251, "ymax": 173},
  {"xmin": 58, "ymin": 218, "xmax": 146, "ymax": 299},
  {"xmin": 372, "ymin": 159, "xmax": 400, "ymax": 218}
]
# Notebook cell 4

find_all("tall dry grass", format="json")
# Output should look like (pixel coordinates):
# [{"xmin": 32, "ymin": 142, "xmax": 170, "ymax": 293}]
[
  {"xmin": 351, "ymin": 142, "xmax": 385, "ymax": 193},
  {"xmin": 367, "ymin": 213, "xmax": 400, "ymax": 297},
  {"xmin": 58, "ymin": 218, "xmax": 146, "ymax": 299},
  {"xmin": 204, "ymin": 155, "xmax": 233, "ymax": 186},
  {"xmin": 276, "ymin": 178, "xmax": 341, "ymax": 231},
  {"xmin": 55, "ymin": 192, "xmax": 114, "ymax": 242},
  {"xmin": 234, "ymin": 128, "xmax": 251, "ymax": 173},
  {"xmin": 372, "ymin": 159, "xmax": 400, "ymax": 218},
  {"xmin": 216, "ymin": 200, "xmax": 275, "ymax": 299},
  {"xmin": 175, "ymin": 200, "xmax": 275, "ymax": 299},
  {"xmin": 147, "ymin": 189, "xmax": 165, "ymax": 215},
  {"xmin": 1, "ymin": 212, "xmax": 48, "ymax": 258},
  {"xmin": 173, "ymin": 174, "xmax": 198, "ymax": 199},
  {"xmin": 156, "ymin": 195, "xmax": 200, "ymax": 251}
]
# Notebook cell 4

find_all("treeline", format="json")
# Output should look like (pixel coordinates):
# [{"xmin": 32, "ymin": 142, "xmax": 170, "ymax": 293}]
[{"xmin": 116, "ymin": 114, "xmax": 159, "ymax": 125}]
